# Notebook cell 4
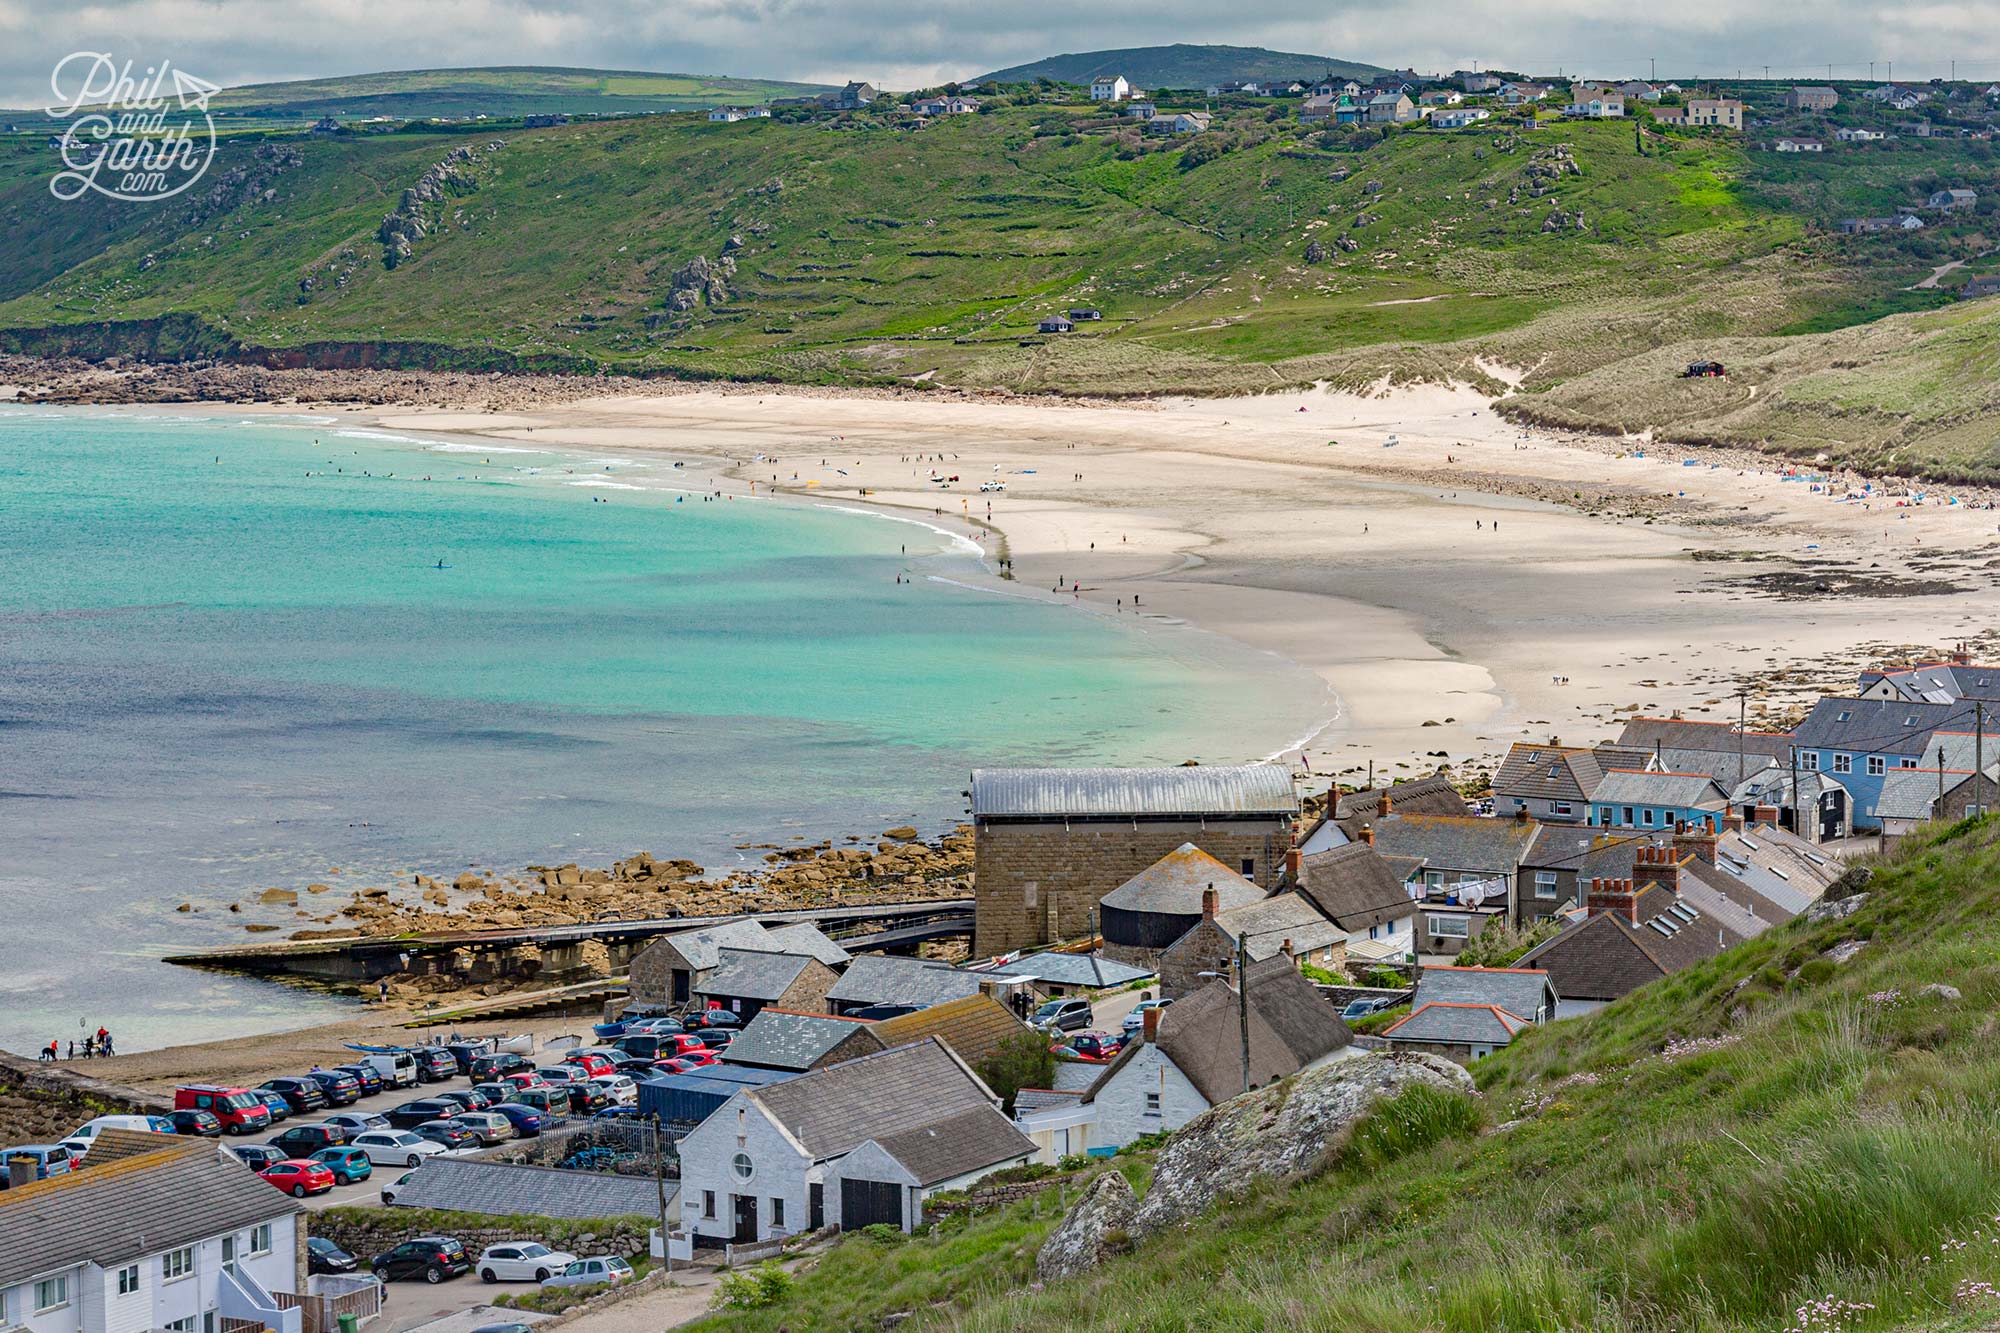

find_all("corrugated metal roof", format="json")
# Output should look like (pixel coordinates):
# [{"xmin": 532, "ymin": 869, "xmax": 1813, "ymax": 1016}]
[
  {"xmin": 980, "ymin": 953, "xmax": 1155, "ymax": 988},
  {"xmin": 970, "ymin": 765, "xmax": 1297, "ymax": 818},
  {"xmin": 390, "ymin": 1158, "xmax": 668, "ymax": 1221}
]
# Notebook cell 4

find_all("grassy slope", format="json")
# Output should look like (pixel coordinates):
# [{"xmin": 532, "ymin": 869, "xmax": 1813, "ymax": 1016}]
[
  {"xmin": 691, "ymin": 816, "xmax": 2000, "ymax": 1333},
  {"xmin": 973, "ymin": 44, "xmax": 1384, "ymax": 87}
]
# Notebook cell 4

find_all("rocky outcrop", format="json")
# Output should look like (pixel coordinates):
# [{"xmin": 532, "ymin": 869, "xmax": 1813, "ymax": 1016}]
[
  {"xmin": 661, "ymin": 252, "xmax": 737, "ymax": 315},
  {"xmin": 1034, "ymin": 1169, "xmax": 1137, "ymax": 1280},
  {"xmin": 1037, "ymin": 1053, "xmax": 1475, "ymax": 1278},
  {"xmin": 378, "ymin": 142, "xmax": 504, "ymax": 269},
  {"xmin": 1807, "ymin": 892, "xmax": 1867, "ymax": 924}
]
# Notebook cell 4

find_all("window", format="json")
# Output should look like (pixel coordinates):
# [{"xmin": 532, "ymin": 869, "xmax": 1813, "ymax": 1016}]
[
  {"xmin": 1426, "ymin": 915, "xmax": 1471, "ymax": 939},
  {"xmin": 1622, "ymin": 806, "xmax": 1636, "ymax": 825},
  {"xmin": 1534, "ymin": 871, "xmax": 1559, "ymax": 900},
  {"xmin": 1900, "ymin": 757, "xmax": 1919, "ymax": 769},
  {"xmin": 222, "ymin": 1235, "xmax": 238, "ymax": 1274},
  {"xmin": 1836, "ymin": 710, "xmax": 1852, "ymax": 722},
  {"xmin": 163, "ymin": 1247, "xmax": 195, "ymax": 1281},
  {"xmin": 34, "ymin": 1277, "xmax": 69, "ymax": 1313},
  {"xmin": 164, "ymin": 1318, "xmax": 197, "ymax": 1333},
  {"xmin": 1423, "ymin": 871, "xmax": 1444, "ymax": 890},
  {"xmin": 1551, "ymin": 801, "xmax": 1572, "ymax": 816},
  {"xmin": 1867, "ymin": 756, "xmax": 1886, "ymax": 776},
  {"xmin": 770, "ymin": 1197, "xmax": 785, "ymax": 1228},
  {"xmin": 1801, "ymin": 752, "xmax": 1820, "ymax": 771},
  {"xmin": 249, "ymin": 1224, "xmax": 273, "ymax": 1257},
  {"xmin": 1240, "ymin": 858, "xmax": 1256, "ymax": 878},
  {"xmin": 703, "ymin": 1190, "xmax": 717, "ymax": 1218},
  {"xmin": 117, "ymin": 1265, "xmax": 140, "ymax": 1295},
  {"xmin": 1144, "ymin": 1091, "xmax": 1161, "ymax": 1114},
  {"xmin": 731, "ymin": 1153, "xmax": 753, "ymax": 1182},
  {"xmin": 1641, "ymin": 809, "xmax": 1656, "ymax": 827},
  {"xmin": 1832, "ymin": 753, "xmax": 1853, "ymax": 774},
  {"xmin": 1367, "ymin": 924, "xmax": 1380, "ymax": 940}
]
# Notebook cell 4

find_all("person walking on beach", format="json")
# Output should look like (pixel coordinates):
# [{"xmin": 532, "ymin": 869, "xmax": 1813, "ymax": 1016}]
[
  {"xmin": 100, "ymin": 1031, "xmax": 113, "ymax": 1057},
  {"xmin": 82, "ymin": 1035, "xmax": 94, "ymax": 1059},
  {"xmin": 67, "ymin": 1039, "xmax": 76, "ymax": 1060}
]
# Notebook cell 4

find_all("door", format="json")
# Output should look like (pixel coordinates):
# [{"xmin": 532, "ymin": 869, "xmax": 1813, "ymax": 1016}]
[
  {"xmin": 808, "ymin": 1183, "xmax": 824, "ymax": 1231},
  {"xmin": 840, "ymin": 1178, "xmax": 903, "ymax": 1231},
  {"xmin": 732, "ymin": 1192, "xmax": 758, "ymax": 1243}
]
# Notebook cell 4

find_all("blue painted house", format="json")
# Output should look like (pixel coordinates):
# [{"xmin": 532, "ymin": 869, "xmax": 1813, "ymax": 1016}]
[
  {"xmin": 1791, "ymin": 697, "xmax": 1975, "ymax": 830},
  {"xmin": 1588, "ymin": 770, "xmax": 1728, "ymax": 832}
]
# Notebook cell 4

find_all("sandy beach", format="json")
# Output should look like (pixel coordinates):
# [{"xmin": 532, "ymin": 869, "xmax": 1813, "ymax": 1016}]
[{"xmin": 351, "ymin": 379, "xmax": 2000, "ymax": 785}]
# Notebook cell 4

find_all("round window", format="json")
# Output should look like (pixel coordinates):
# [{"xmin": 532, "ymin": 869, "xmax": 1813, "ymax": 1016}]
[{"xmin": 732, "ymin": 1152, "xmax": 754, "ymax": 1181}]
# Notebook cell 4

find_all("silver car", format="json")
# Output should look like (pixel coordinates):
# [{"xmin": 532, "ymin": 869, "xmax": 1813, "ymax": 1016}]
[
  {"xmin": 449, "ymin": 1111, "xmax": 516, "ymax": 1146},
  {"xmin": 540, "ymin": 1257, "xmax": 634, "ymax": 1290}
]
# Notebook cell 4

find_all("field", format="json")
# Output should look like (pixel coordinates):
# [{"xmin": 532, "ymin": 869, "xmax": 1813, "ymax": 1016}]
[
  {"xmin": 2, "ymin": 95, "xmax": 1998, "ymax": 472},
  {"xmin": 687, "ymin": 816, "xmax": 2000, "ymax": 1333}
]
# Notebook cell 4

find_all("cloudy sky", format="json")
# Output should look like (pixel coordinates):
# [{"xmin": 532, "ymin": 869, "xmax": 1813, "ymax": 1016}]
[{"xmin": 4, "ymin": 0, "xmax": 1998, "ymax": 105}]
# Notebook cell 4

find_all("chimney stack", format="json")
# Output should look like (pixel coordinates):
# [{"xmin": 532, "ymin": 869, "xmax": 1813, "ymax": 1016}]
[
  {"xmin": 6, "ymin": 1156, "xmax": 34, "ymax": 1190},
  {"xmin": 1141, "ymin": 1004, "xmax": 1162, "ymax": 1043},
  {"xmin": 1281, "ymin": 938, "xmax": 1295, "ymax": 960},
  {"xmin": 1752, "ymin": 803, "xmax": 1779, "ymax": 826},
  {"xmin": 1285, "ymin": 844, "xmax": 1303, "ymax": 881},
  {"xmin": 1722, "ymin": 812, "xmax": 1744, "ymax": 833},
  {"xmin": 1201, "ymin": 886, "xmax": 1219, "ymax": 920},
  {"xmin": 1359, "ymin": 824, "xmax": 1375, "ymax": 845},
  {"xmin": 1378, "ymin": 792, "xmax": 1393, "ymax": 817},
  {"xmin": 1632, "ymin": 843, "xmax": 1680, "ymax": 892},
  {"xmin": 1513, "ymin": 806, "xmax": 1529, "ymax": 826},
  {"xmin": 1674, "ymin": 819, "xmax": 1718, "ymax": 865},
  {"xmin": 1585, "ymin": 876, "xmax": 1639, "ymax": 925}
]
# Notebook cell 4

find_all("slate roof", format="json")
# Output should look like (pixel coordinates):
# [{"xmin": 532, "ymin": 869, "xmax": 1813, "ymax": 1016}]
[
  {"xmin": 1663, "ymin": 747, "xmax": 1778, "ymax": 787},
  {"xmin": 969, "ymin": 765, "xmax": 1297, "ymax": 819},
  {"xmin": 696, "ymin": 948, "xmax": 819, "ymax": 1002},
  {"xmin": 1515, "ymin": 883, "xmax": 1742, "ymax": 1002},
  {"xmin": 1147, "ymin": 956, "xmax": 1351, "ymax": 1105},
  {"xmin": 1922, "ymin": 732, "xmax": 2000, "ymax": 772},
  {"xmin": 1590, "ymin": 744, "xmax": 1656, "ymax": 775},
  {"xmin": 1679, "ymin": 860, "xmax": 1790, "ymax": 937},
  {"xmin": 1728, "ymin": 767, "xmax": 1849, "ymax": 812},
  {"xmin": 1049, "ymin": 1061, "xmax": 1102, "ymax": 1093},
  {"xmin": 1874, "ymin": 767, "xmax": 1951, "ymax": 822},
  {"xmin": 1383, "ymin": 1001, "xmax": 1530, "ymax": 1047},
  {"xmin": 1099, "ymin": 843, "xmax": 1266, "ymax": 915},
  {"xmin": 1332, "ymin": 773, "xmax": 1468, "ymax": 832},
  {"xmin": 390, "ymin": 1157, "xmax": 670, "ymax": 1221},
  {"xmin": 1520, "ymin": 826, "xmax": 1648, "ymax": 877},
  {"xmin": 1296, "ymin": 842, "xmax": 1413, "ymax": 931},
  {"xmin": 827, "ymin": 955, "xmax": 986, "ymax": 1010},
  {"xmin": 1013, "ymin": 1088, "xmax": 1084, "ymax": 1115},
  {"xmin": 1590, "ymin": 770, "xmax": 1727, "ymax": 809},
  {"xmin": 978, "ymin": 952, "xmax": 1156, "ymax": 989},
  {"xmin": 1711, "ymin": 826, "xmax": 1842, "ymax": 913},
  {"xmin": 1415, "ymin": 965, "xmax": 1554, "ymax": 1020},
  {"xmin": 1210, "ymin": 892, "xmax": 1345, "ymax": 960},
  {"xmin": 1793, "ymin": 697, "xmax": 1973, "ymax": 756},
  {"xmin": 0, "ymin": 1132, "xmax": 303, "ymax": 1289},
  {"xmin": 1492, "ymin": 744, "xmax": 1603, "ymax": 803},
  {"xmin": 865, "ymin": 994, "xmax": 1031, "ymax": 1069},
  {"xmin": 1861, "ymin": 662, "xmax": 2000, "ymax": 703},
  {"xmin": 1366, "ymin": 815, "xmax": 1539, "ymax": 876},
  {"xmin": 1617, "ymin": 718, "xmax": 1795, "ymax": 762},
  {"xmin": 864, "ymin": 1105, "xmax": 1036, "ymax": 1186},
  {"xmin": 721, "ymin": 1009, "xmax": 873, "ymax": 1071},
  {"xmin": 649, "ymin": 918, "xmax": 780, "ymax": 973},
  {"xmin": 748, "ymin": 1038, "xmax": 996, "ymax": 1161},
  {"xmin": 762, "ymin": 922, "xmax": 853, "ymax": 967}
]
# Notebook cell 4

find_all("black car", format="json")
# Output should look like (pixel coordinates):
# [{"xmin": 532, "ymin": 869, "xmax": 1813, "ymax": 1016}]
[
  {"xmin": 269, "ymin": 1124, "xmax": 349, "ymax": 1156},
  {"xmin": 605, "ymin": 1055, "xmax": 657, "ymax": 1077},
  {"xmin": 698, "ymin": 1029, "xmax": 736, "ymax": 1051},
  {"xmin": 168, "ymin": 1109, "xmax": 223, "ymax": 1137},
  {"xmin": 470, "ymin": 1324, "xmax": 536, "ymax": 1333},
  {"xmin": 371, "ymin": 1236, "xmax": 472, "ymax": 1284},
  {"xmin": 305, "ymin": 1070, "xmax": 362, "ymax": 1106},
  {"xmin": 259, "ymin": 1077, "xmax": 328, "ymax": 1114},
  {"xmin": 411, "ymin": 1119, "xmax": 476, "ymax": 1150},
  {"xmin": 334, "ymin": 1064, "xmax": 384, "ymax": 1098},
  {"xmin": 413, "ymin": 1048, "xmax": 458, "ymax": 1083},
  {"xmin": 433, "ymin": 1088, "xmax": 492, "ymax": 1114},
  {"xmin": 385, "ymin": 1099, "xmax": 462, "ymax": 1130},
  {"xmin": 444, "ymin": 1042, "xmax": 491, "ymax": 1076},
  {"xmin": 683, "ymin": 1009, "xmax": 743, "ymax": 1031},
  {"xmin": 306, "ymin": 1238, "xmax": 358, "ymax": 1276},
  {"xmin": 488, "ymin": 1103, "xmax": 544, "ymax": 1138},
  {"xmin": 230, "ymin": 1144, "xmax": 288, "ymax": 1171},
  {"xmin": 469, "ymin": 1052, "xmax": 531, "ymax": 1082}
]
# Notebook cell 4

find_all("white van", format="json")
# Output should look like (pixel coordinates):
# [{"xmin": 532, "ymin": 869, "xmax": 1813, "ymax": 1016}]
[
  {"xmin": 362, "ymin": 1050, "xmax": 420, "ymax": 1089},
  {"xmin": 61, "ymin": 1114, "xmax": 175, "ymax": 1156}
]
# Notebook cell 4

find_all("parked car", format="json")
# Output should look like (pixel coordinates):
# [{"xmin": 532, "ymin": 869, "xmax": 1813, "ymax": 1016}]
[
  {"xmin": 540, "ymin": 1257, "xmax": 634, "ymax": 1290},
  {"xmin": 470, "ymin": 1052, "xmax": 533, "ymax": 1082},
  {"xmin": 623, "ymin": 1016, "xmax": 685, "ymax": 1035},
  {"xmin": 323, "ymin": 1112, "xmax": 391, "ymax": 1136},
  {"xmin": 306, "ymin": 1238, "xmax": 358, "ymax": 1276},
  {"xmin": 496, "ymin": 1069, "xmax": 545, "ymax": 1092},
  {"xmin": 608, "ymin": 1034, "xmax": 678, "ymax": 1061},
  {"xmin": 350, "ymin": 1130, "xmax": 448, "ymax": 1169},
  {"xmin": 644, "ymin": 1033, "xmax": 712, "ymax": 1059},
  {"xmin": 268, "ymin": 1123, "xmax": 349, "ymax": 1156},
  {"xmin": 380, "ymin": 1169, "xmax": 414, "ymax": 1204},
  {"xmin": 444, "ymin": 1042, "xmax": 494, "ymax": 1076},
  {"xmin": 979, "ymin": 479, "xmax": 1005, "ymax": 493},
  {"xmin": 476, "ymin": 1242, "xmax": 577, "ymax": 1284},
  {"xmin": 260, "ymin": 1158, "xmax": 336, "ymax": 1198},
  {"xmin": 604, "ymin": 1055, "xmax": 657, "ymax": 1078},
  {"xmin": 258, "ymin": 1077, "xmax": 327, "ymax": 1114},
  {"xmin": 334, "ymin": 1063, "xmax": 385, "ymax": 1098},
  {"xmin": 254, "ymin": 1090, "xmax": 293, "ymax": 1124},
  {"xmin": 1340, "ymin": 996, "xmax": 1399, "ymax": 1021},
  {"xmin": 502, "ymin": 1088, "xmax": 565, "ymax": 1118},
  {"xmin": 682, "ymin": 1009, "xmax": 742, "ymax": 1032},
  {"xmin": 488, "ymin": 1103, "xmax": 545, "ymax": 1138},
  {"xmin": 359, "ymin": 1049, "xmax": 421, "ymax": 1089},
  {"xmin": 1062, "ymin": 1031, "xmax": 1125, "ymax": 1062},
  {"xmin": 230, "ymin": 1144, "xmax": 287, "ymax": 1172},
  {"xmin": 60, "ymin": 1115, "xmax": 176, "ymax": 1158},
  {"xmin": 448, "ymin": 1111, "xmax": 515, "ymax": 1146},
  {"xmin": 1121, "ymin": 998, "xmax": 1174, "ymax": 1034},
  {"xmin": 472, "ymin": 1082, "xmax": 519, "ymax": 1106},
  {"xmin": 173, "ymin": 1085, "xmax": 272, "ymax": 1135},
  {"xmin": 697, "ymin": 1029, "xmax": 735, "ymax": 1051},
  {"xmin": 0, "ymin": 1144, "xmax": 75, "ymax": 1185},
  {"xmin": 168, "ymin": 1108, "xmax": 224, "ymax": 1137},
  {"xmin": 593, "ymin": 1106, "xmax": 642, "ymax": 1121},
  {"xmin": 587, "ymin": 1075, "xmax": 639, "ymax": 1107},
  {"xmin": 412, "ymin": 1119, "xmax": 477, "ymax": 1151},
  {"xmin": 559, "ymin": 1051, "xmax": 615, "ymax": 1078},
  {"xmin": 371, "ymin": 1236, "xmax": 472, "ymax": 1284},
  {"xmin": 386, "ymin": 1099, "xmax": 463, "ymax": 1130},
  {"xmin": 650, "ymin": 1056, "xmax": 707, "ymax": 1076},
  {"xmin": 1032, "ymin": 997, "xmax": 1094, "ymax": 1034},
  {"xmin": 412, "ymin": 1048, "xmax": 459, "ymax": 1083},
  {"xmin": 433, "ymin": 1088, "xmax": 492, "ymax": 1114},
  {"xmin": 305, "ymin": 1069, "xmax": 362, "ymax": 1107},
  {"xmin": 311, "ymin": 1146, "xmax": 375, "ymax": 1185},
  {"xmin": 845, "ymin": 1003, "xmax": 920, "ymax": 1022}
]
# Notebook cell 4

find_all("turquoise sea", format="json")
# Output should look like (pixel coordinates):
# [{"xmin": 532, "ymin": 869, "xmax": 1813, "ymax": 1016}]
[{"xmin": 0, "ymin": 408, "xmax": 1333, "ymax": 1054}]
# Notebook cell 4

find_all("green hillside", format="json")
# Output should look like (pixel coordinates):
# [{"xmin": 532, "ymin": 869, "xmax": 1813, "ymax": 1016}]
[
  {"xmin": 688, "ymin": 817, "xmax": 2000, "ymax": 1333},
  {"xmin": 972, "ymin": 43, "xmax": 1384, "ymax": 89},
  {"xmin": 6, "ymin": 65, "xmax": 833, "ymax": 125}
]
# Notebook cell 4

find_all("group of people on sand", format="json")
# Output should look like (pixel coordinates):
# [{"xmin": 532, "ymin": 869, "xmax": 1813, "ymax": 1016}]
[{"xmin": 38, "ymin": 1026, "xmax": 113, "ymax": 1061}]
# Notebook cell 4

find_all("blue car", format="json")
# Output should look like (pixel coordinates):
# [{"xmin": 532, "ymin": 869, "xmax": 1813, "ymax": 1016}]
[
  {"xmin": 489, "ymin": 1103, "xmax": 545, "ymax": 1137},
  {"xmin": 255, "ymin": 1090, "xmax": 292, "ymax": 1124},
  {"xmin": 0, "ymin": 1144, "xmax": 76, "ymax": 1185}
]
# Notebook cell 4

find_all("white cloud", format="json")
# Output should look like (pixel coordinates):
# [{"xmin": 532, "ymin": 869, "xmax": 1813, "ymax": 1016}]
[{"xmin": 2, "ymin": 0, "xmax": 1997, "ymax": 106}]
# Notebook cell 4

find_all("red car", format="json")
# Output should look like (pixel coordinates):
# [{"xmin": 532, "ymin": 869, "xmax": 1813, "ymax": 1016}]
[
  {"xmin": 260, "ymin": 1158, "xmax": 337, "ymax": 1198},
  {"xmin": 498, "ymin": 1070, "xmax": 545, "ymax": 1091},
  {"xmin": 650, "ymin": 1050, "xmax": 719, "ymax": 1075},
  {"xmin": 1053, "ymin": 1032, "xmax": 1123, "ymax": 1063},
  {"xmin": 561, "ymin": 1051, "xmax": 615, "ymax": 1078}
]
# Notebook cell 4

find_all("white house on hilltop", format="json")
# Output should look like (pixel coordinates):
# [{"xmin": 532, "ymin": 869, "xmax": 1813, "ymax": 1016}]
[{"xmin": 1090, "ymin": 75, "xmax": 1138, "ymax": 102}]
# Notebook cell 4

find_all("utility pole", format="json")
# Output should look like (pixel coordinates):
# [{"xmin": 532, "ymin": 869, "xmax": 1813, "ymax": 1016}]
[
  {"xmin": 1977, "ymin": 702, "xmax": 1986, "ymax": 818},
  {"xmin": 1235, "ymin": 931, "xmax": 1252, "ymax": 1095},
  {"xmin": 1651, "ymin": 57, "xmax": 1656, "ymax": 82},
  {"xmin": 1789, "ymin": 741, "xmax": 1800, "ymax": 837},
  {"xmin": 652, "ymin": 1121, "xmax": 673, "ymax": 1275},
  {"xmin": 1737, "ymin": 690, "xmax": 1748, "ymax": 794}
]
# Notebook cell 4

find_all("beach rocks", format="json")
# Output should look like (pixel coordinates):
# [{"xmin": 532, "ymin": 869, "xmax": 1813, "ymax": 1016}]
[{"xmin": 258, "ymin": 888, "xmax": 298, "ymax": 905}]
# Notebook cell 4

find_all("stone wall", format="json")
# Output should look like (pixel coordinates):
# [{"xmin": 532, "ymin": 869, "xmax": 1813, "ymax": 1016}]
[
  {"xmin": 1315, "ymin": 985, "xmax": 1413, "ymax": 1011},
  {"xmin": 1155, "ymin": 918, "xmax": 1232, "ymax": 999},
  {"xmin": 308, "ymin": 1211, "xmax": 654, "ymax": 1267},
  {"xmin": 973, "ymin": 818, "xmax": 1290, "ymax": 957}
]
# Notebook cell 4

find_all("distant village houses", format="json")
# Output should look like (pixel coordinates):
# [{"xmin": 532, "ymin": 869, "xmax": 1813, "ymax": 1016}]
[
  {"xmin": 1089, "ymin": 74, "xmax": 1139, "ymax": 102},
  {"xmin": 1785, "ymin": 86, "xmax": 1839, "ymax": 112},
  {"xmin": 1774, "ymin": 137, "xmax": 1824, "ymax": 153},
  {"xmin": 1653, "ymin": 98, "xmax": 1744, "ymax": 130}
]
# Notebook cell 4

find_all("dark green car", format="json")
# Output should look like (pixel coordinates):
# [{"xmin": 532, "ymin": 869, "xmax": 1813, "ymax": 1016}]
[{"xmin": 310, "ymin": 1145, "xmax": 374, "ymax": 1186}]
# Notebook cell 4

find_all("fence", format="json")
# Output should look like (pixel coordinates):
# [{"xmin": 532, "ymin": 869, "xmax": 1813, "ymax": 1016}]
[
  {"xmin": 491, "ymin": 1119, "xmax": 677, "ymax": 1179},
  {"xmin": 275, "ymin": 1278, "xmax": 382, "ymax": 1333}
]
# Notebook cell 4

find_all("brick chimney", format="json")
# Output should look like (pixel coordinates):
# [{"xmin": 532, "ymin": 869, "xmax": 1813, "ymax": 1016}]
[
  {"xmin": 1722, "ymin": 812, "xmax": 1745, "ymax": 833},
  {"xmin": 1285, "ymin": 843, "xmax": 1303, "ymax": 880},
  {"xmin": 1674, "ymin": 820, "xmax": 1718, "ymax": 865},
  {"xmin": 1201, "ymin": 886, "xmax": 1219, "ymax": 920},
  {"xmin": 1752, "ymin": 803, "xmax": 1779, "ymax": 826},
  {"xmin": 1585, "ymin": 876, "xmax": 1639, "ymax": 925},
  {"xmin": 1632, "ymin": 843, "xmax": 1680, "ymax": 893},
  {"xmin": 6, "ymin": 1156, "xmax": 34, "ymax": 1190},
  {"xmin": 1141, "ymin": 1004, "xmax": 1162, "ymax": 1043},
  {"xmin": 1377, "ymin": 792, "xmax": 1393, "ymax": 817},
  {"xmin": 1280, "ymin": 938, "xmax": 1295, "ymax": 961},
  {"xmin": 1359, "ymin": 824, "xmax": 1375, "ymax": 845},
  {"xmin": 1951, "ymin": 642, "xmax": 1972, "ymax": 666}
]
